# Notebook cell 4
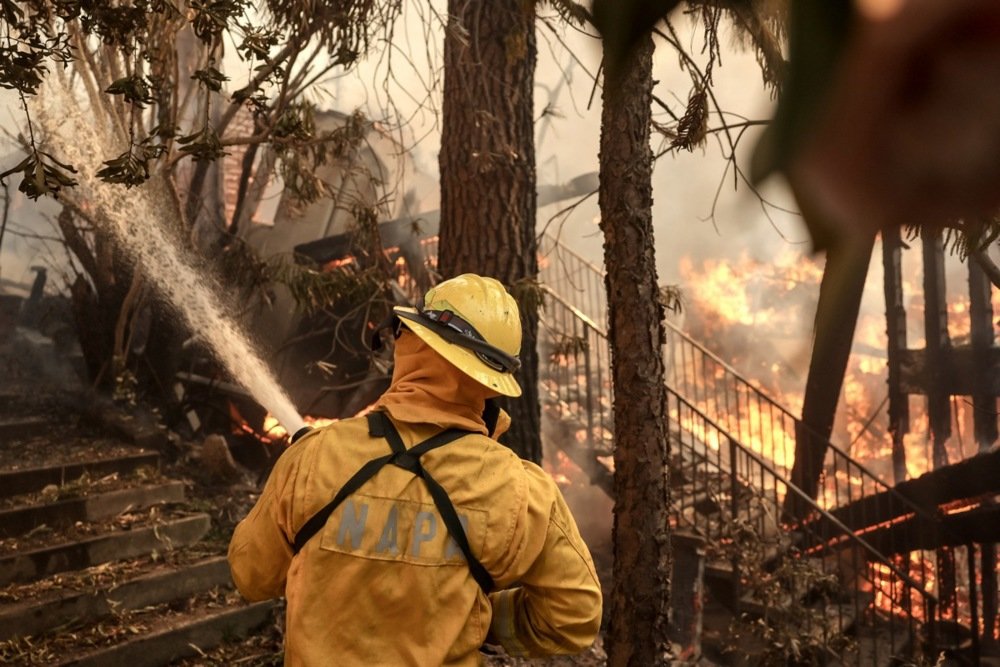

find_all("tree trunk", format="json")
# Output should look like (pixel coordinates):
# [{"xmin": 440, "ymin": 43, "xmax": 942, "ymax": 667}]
[
  {"xmin": 784, "ymin": 234, "xmax": 874, "ymax": 518},
  {"xmin": 438, "ymin": 0, "xmax": 540, "ymax": 462},
  {"xmin": 599, "ymin": 34, "xmax": 673, "ymax": 666},
  {"xmin": 58, "ymin": 207, "xmax": 131, "ymax": 390}
]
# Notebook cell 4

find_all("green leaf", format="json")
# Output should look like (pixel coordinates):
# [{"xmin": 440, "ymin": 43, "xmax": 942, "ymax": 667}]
[
  {"xmin": 0, "ymin": 154, "xmax": 33, "ymax": 183},
  {"xmin": 39, "ymin": 151, "xmax": 79, "ymax": 172},
  {"xmin": 191, "ymin": 66, "xmax": 228, "ymax": 92},
  {"xmin": 105, "ymin": 76, "xmax": 155, "ymax": 108},
  {"xmin": 96, "ymin": 149, "xmax": 151, "ymax": 188},
  {"xmin": 1, "ymin": 151, "xmax": 78, "ymax": 200},
  {"xmin": 177, "ymin": 125, "xmax": 228, "ymax": 162}
]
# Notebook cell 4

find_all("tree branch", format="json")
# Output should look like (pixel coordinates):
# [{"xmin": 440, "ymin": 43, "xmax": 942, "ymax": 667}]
[
  {"xmin": 0, "ymin": 183, "xmax": 9, "ymax": 281},
  {"xmin": 183, "ymin": 33, "xmax": 312, "ymax": 227},
  {"xmin": 973, "ymin": 246, "xmax": 1000, "ymax": 288}
]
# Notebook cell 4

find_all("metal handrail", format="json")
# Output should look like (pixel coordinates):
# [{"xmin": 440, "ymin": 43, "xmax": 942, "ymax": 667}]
[
  {"xmin": 541, "ymin": 285, "xmax": 607, "ymax": 338},
  {"xmin": 664, "ymin": 320, "xmax": 906, "ymax": 498},
  {"xmin": 669, "ymin": 392, "xmax": 938, "ymax": 665},
  {"xmin": 486, "ymin": 234, "xmax": 949, "ymax": 661},
  {"xmin": 541, "ymin": 261, "xmax": 936, "ymax": 591},
  {"xmin": 537, "ymin": 288, "xmax": 614, "ymax": 461},
  {"xmin": 539, "ymin": 234, "xmax": 608, "ymax": 327},
  {"xmin": 668, "ymin": 387, "xmax": 937, "ymax": 605},
  {"xmin": 540, "ymin": 232, "xmax": 938, "ymax": 526},
  {"xmin": 540, "ymin": 232, "xmax": 607, "ymax": 283}
]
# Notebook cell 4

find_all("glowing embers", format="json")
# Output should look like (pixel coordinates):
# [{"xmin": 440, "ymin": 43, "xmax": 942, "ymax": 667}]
[{"xmin": 543, "ymin": 449, "xmax": 577, "ymax": 488}]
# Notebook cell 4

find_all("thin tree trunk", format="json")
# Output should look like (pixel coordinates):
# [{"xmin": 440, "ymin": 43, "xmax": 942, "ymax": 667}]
[
  {"xmin": 438, "ymin": 0, "xmax": 540, "ymax": 462},
  {"xmin": 599, "ymin": 33, "xmax": 673, "ymax": 666}
]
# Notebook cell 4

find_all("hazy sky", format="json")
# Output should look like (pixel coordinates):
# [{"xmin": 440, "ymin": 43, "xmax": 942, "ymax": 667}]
[{"xmin": 320, "ymin": 6, "xmax": 808, "ymax": 282}]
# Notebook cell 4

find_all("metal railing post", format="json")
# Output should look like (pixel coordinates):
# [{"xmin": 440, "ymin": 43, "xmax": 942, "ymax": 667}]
[{"xmin": 728, "ymin": 436, "xmax": 741, "ymax": 604}]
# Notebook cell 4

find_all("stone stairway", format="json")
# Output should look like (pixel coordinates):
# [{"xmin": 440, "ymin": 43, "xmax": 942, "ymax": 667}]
[{"xmin": 0, "ymin": 395, "xmax": 279, "ymax": 666}]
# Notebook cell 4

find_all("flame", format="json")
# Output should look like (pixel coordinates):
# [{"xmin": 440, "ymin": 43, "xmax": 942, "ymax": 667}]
[
  {"xmin": 678, "ymin": 242, "xmax": 1000, "ymax": 493},
  {"xmin": 260, "ymin": 413, "xmax": 339, "ymax": 442},
  {"xmin": 543, "ymin": 449, "xmax": 581, "ymax": 489},
  {"xmin": 674, "ymin": 241, "xmax": 1000, "ymax": 633}
]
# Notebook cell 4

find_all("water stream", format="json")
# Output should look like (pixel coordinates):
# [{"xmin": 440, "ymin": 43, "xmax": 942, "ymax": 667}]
[{"xmin": 36, "ymin": 77, "xmax": 305, "ymax": 434}]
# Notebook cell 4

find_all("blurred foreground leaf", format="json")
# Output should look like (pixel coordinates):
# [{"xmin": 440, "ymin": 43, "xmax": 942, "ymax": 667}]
[
  {"xmin": 750, "ymin": 0, "xmax": 852, "ymax": 186},
  {"xmin": 591, "ymin": 0, "xmax": 682, "ymax": 80}
]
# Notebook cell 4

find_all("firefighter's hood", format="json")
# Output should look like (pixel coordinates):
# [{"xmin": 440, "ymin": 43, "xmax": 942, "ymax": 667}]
[{"xmin": 375, "ymin": 331, "xmax": 510, "ymax": 438}]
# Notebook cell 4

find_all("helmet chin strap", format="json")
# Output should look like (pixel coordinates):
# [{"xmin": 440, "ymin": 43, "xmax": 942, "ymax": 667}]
[{"xmin": 370, "ymin": 312, "xmax": 404, "ymax": 352}]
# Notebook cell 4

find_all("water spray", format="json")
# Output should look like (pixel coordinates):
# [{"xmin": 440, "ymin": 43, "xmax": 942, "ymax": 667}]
[{"xmin": 36, "ymin": 76, "xmax": 306, "ymax": 435}]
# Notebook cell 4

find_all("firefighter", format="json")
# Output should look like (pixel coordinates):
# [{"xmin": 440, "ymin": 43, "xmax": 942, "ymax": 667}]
[{"xmin": 229, "ymin": 274, "xmax": 602, "ymax": 666}]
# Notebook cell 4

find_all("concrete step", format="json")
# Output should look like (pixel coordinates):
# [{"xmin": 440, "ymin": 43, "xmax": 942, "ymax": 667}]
[
  {"xmin": 0, "ymin": 452, "xmax": 160, "ymax": 498},
  {"xmin": 56, "ymin": 600, "xmax": 276, "ymax": 667},
  {"xmin": 0, "ymin": 416, "xmax": 54, "ymax": 442},
  {"xmin": 840, "ymin": 616, "xmax": 912, "ymax": 667},
  {"xmin": 0, "ymin": 481, "xmax": 186, "ymax": 538},
  {"xmin": 0, "ymin": 513, "xmax": 211, "ymax": 585},
  {"xmin": 0, "ymin": 556, "xmax": 231, "ymax": 641}
]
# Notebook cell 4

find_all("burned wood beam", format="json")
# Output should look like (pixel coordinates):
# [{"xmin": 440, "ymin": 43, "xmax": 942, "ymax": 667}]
[
  {"xmin": 294, "ymin": 212, "xmax": 439, "ymax": 266},
  {"xmin": 857, "ymin": 504, "xmax": 1000, "ymax": 556},
  {"xmin": 921, "ymin": 227, "xmax": 952, "ymax": 468},
  {"xmin": 293, "ymin": 173, "xmax": 599, "ymax": 266},
  {"xmin": 898, "ymin": 346, "xmax": 1000, "ymax": 397},
  {"xmin": 969, "ymin": 256, "xmax": 999, "ymax": 450},
  {"xmin": 801, "ymin": 448, "xmax": 1000, "ymax": 539},
  {"xmin": 174, "ymin": 372, "xmax": 252, "ymax": 399},
  {"xmin": 882, "ymin": 227, "xmax": 909, "ymax": 484},
  {"xmin": 983, "ymin": 543, "xmax": 998, "ymax": 640}
]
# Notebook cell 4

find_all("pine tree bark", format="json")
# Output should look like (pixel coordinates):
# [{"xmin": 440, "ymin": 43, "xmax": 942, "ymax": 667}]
[
  {"xmin": 438, "ymin": 0, "xmax": 540, "ymax": 462},
  {"xmin": 599, "ymin": 34, "xmax": 673, "ymax": 666}
]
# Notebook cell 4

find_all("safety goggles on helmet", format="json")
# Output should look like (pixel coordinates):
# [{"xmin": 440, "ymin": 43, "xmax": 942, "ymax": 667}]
[
  {"xmin": 410, "ymin": 299, "xmax": 521, "ymax": 373},
  {"xmin": 372, "ymin": 302, "xmax": 521, "ymax": 375}
]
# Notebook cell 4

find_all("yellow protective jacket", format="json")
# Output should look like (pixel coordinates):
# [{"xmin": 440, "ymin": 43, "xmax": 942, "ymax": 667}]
[{"xmin": 228, "ymin": 334, "xmax": 602, "ymax": 666}]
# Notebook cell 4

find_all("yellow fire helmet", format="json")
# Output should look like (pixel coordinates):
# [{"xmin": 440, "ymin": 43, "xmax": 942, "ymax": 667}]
[{"xmin": 394, "ymin": 274, "xmax": 523, "ymax": 397}]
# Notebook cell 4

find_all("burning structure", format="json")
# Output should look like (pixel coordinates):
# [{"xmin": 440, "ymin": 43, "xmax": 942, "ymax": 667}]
[
  {"xmin": 535, "ymin": 227, "xmax": 1000, "ymax": 664},
  {"xmin": 4, "ymin": 93, "xmax": 996, "ymax": 662},
  {"xmin": 2, "ymin": 57, "xmax": 996, "ymax": 667},
  {"xmin": 221, "ymin": 144, "xmax": 999, "ymax": 661}
]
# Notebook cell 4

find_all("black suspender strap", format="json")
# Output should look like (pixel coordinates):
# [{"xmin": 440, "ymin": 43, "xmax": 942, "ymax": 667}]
[
  {"xmin": 416, "ymin": 461, "xmax": 495, "ymax": 593},
  {"xmin": 372, "ymin": 413, "xmax": 496, "ymax": 594},
  {"xmin": 291, "ymin": 452, "xmax": 393, "ymax": 554},
  {"xmin": 291, "ymin": 412, "xmax": 495, "ymax": 593}
]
